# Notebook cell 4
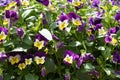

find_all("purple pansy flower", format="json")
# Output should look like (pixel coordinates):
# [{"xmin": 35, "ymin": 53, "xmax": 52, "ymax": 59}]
[
  {"xmin": 15, "ymin": 0, "xmax": 21, "ymax": 6},
  {"xmin": 0, "ymin": 26, "xmax": 8, "ymax": 42},
  {"xmin": 0, "ymin": 0, "xmax": 9, "ymax": 6},
  {"xmin": 41, "ymin": 67, "xmax": 46, "ymax": 77},
  {"xmin": 114, "ymin": 12, "xmax": 120, "ymax": 22},
  {"xmin": 34, "ymin": 34, "xmax": 48, "ymax": 50},
  {"xmin": 0, "ymin": 52, "xmax": 7, "ymax": 61},
  {"xmin": 65, "ymin": 74, "xmax": 70, "ymax": 80},
  {"xmin": 105, "ymin": 36, "xmax": 112, "ymax": 43},
  {"xmin": 76, "ymin": 56, "xmax": 83, "ymax": 69},
  {"xmin": 57, "ymin": 13, "xmax": 69, "ymax": 30},
  {"xmin": 113, "ymin": 51, "xmax": 120, "ymax": 64},
  {"xmin": 16, "ymin": 28, "xmax": 24, "ymax": 38},
  {"xmin": 36, "ymin": 0, "xmax": 49, "ymax": 6},
  {"xmin": 92, "ymin": 0, "xmax": 100, "ymax": 7},
  {"xmin": 63, "ymin": 50, "xmax": 75, "ymax": 65},
  {"xmin": 82, "ymin": 53, "xmax": 95, "ymax": 61}
]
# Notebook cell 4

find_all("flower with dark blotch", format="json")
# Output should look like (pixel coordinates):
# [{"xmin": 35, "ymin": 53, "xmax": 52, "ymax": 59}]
[
  {"xmin": 36, "ymin": 0, "xmax": 49, "ymax": 6},
  {"xmin": 113, "ymin": 51, "xmax": 120, "ymax": 64},
  {"xmin": 23, "ymin": 54, "xmax": 33, "ymax": 66},
  {"xmin": 41, "ymin": 67, "xmax": 46, "ymax": 77},
  {"xmin": 34, "ymin": 52, "xmax": 46, "ymax": 65},
  {"xmin": 0, "ymin": 0, "xmax": 9, "ymax": 6},
  {"xmin": 0, "ymin": 26, "xmax": 8, "ymax": 41},
  {"xmin": 65, "ymin": 74, "xmax": 70, "ymax": 80},
  {"xmin": 105, "ymin": 36, "xmax": 112, "ymax": 43},
  {"xmin": 34, "ymin": 34, "xmax": 48, "ymax": 50},
  {"xmin": 92, "ymin": 0, "xmax": 100, "ymax": 7},
  {"xmin": 63, "ymin": 50, "xmax": 75, "ymax": 65},
  {"xmin": 108, "ymin": 27, "xmax": 120, "ymax": 36},
  {"xmin": 16, "ymin": 28, "xmax": 24, "ymax": 38},
  {"xmin": 57, "ymin": 13, "xmax": 69, "ymax": 30},
  {"xmin": 18, "ymin": 61, "xmax": 26, "ymax": 70},
  {"xmin": 68, "ymin": 12, "xmax": 82, "ymax": 26},
  {"xmin": 7, "ymin": 52, "xmax": 22, "ymax": 65},
  {"xmin": 78, "ymin": 22, "xmax": 86, "ymax": 32},
  {"xmin": 114, "ymin": 12, "xmax": 120, "ymax": 22},
  {"xmin": 82, "ymin": 53, "xmax": 95, "ymax": 61},
  {"xmin": 88, "ymin": 34, "xmax": 96, "ymax": 41}
]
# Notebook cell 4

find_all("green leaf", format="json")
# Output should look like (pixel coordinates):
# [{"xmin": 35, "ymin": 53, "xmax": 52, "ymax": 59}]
[
  {"xmin": 83, "ymin": 63, "xmax": 95, "ymax": 72},
  {"xmin": 23, "ymin": 34, "xmax": 33, "ymax": 46},
  {"xmin": 45, "ymin": 58, "xmax": 57, "ymax": 73},
  {"xmin": 69, "ymin": 41, "xmax": 81, "ymax": 47},
  {"xmin": 25, "ymin": 73, "xmax": 39, "ymax": 80},
  {"xmin": 102, "ymin": 47, "xmax": 111, "ymax": 60}
]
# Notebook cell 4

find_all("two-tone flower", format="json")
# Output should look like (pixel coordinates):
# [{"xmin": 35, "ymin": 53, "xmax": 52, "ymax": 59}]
[
  {"xmin": 23, "ymin": 54, "xmax": 33, "ymax": 66},
  {"xmin": 57, "ymin": 13, "xmax": 69, "ymax": 30},
  {"xmin": 34, "ymin": 52, "xmax": 46, "ymax": 65},
  {"xmin": 0, "ymin": 0, "xmax": 9, "ymax": 6},
  {"xmin": 18, "ymin": 60, "xmax": 26, "ymax": 70},
  {"xmin": 34, "ymin": 34, "xmax": 48, "ymax": 50},
  {"xmin": 0, "ymin": 26, "xmax": 8, "ymax": 42},
  {"xmin": 67, "ymin": 0, "xmax": 83, "ymax": 10},
  {"xmin": 7, "ymin": 52, "xmax": 21, "ymax": 65}
]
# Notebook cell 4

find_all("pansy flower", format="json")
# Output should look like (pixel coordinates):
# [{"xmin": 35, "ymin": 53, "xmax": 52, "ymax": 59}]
[
  {"xmin": 40, "ymin": 13, "xmax": 47, "ymax": 25},
  {"xmin": 23, "ymin": 54, "xmax": 33, "ymax": 66},
  {"xmin": 63, "ymin": 50, "xmax": 76, "ymax": 65},
  {"xmin": 0, "ymin": 0, "xmax": 9, "ymax": 6},
  {"xmin": 21, "ymin": 0, "xmax": 30, "ymax": 6},
  {"xmin": 36, "ymin": 0, "xmax": 49, "ymax": 6},
  {"xmin": 0, "ymin": 52, "xmax": 7, "ymax": 61},
  {"xmin": 18, "ymin": 61, "xmax": 26, "ymax": 70},
  {"xmin": 67, "ymin": 0, "xmax": 83, "ymax": 10},
  {"xmin": 92, "ymin": 0, "xmax": 100, "ymax": 7},
  {"xmin": 16, "ymin": 28, "xmax": 24, "ymax": 38},
  {"xmin": 0, "ymin": 26, "xmax": 8, "ymax": 42},
  {"xmin": 34, "ymin": 34, "xmax": 48, "ymax": 50},
  {"xmin": 7, "ymin": 52, "xmax": 21, "ymax": 65},
  {"xmin": 68, "ymin": 12, "xmax": 82, "ymax": 26},
  {"xmin": 113, "ymin": 51, "xmax": 120, "ymax": 64},
  {"xmin": 57, "ymin": 13, "xmax": 69, "ymax": 30},
  {"xmin": 41, "ymin": 67, "xmax": 46, "ymax": 77},
  {"xmin": 98, "ymin": 27, "xmax": 107, "ymax": 36},
  {"xmin": 114, "ymin": 12, "xmax": 120, "ymax": 22},
  {"xmin": 34, "ymin": 52, "xmax": 46, "ymax": 65},
  {"xmin": 5, "ymin": 1, "xmax": 17, "ymax": 10}
]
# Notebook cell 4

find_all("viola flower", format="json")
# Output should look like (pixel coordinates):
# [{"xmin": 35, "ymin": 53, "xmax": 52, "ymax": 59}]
[
  {"xmin": 68, "ymin": 12, "xmax": 82, "ymax": 26},
  {"xmin": 0, "ymin": 0, "xmax": 9, "ymax": 6},
  {"xmin": 88, "ymin": 34, "xmax": 96, "ymax": 41},
  {"xmin": 41, "ymin": 67, "xmax": 46, "ymax": 77},
  {"xmin": 48, "ymin": 2, "xmax": 56, "ymax": 11},
  {"xmin": 107, "ymin": 27, "xmax": 120, "ymax": 36},
  {"xmin": 40, "ymin": 13, "xmax": 47, "ymax": 25},
  {"xmin": 110, "ymin": 37, "xmax": 118, "ymax": 45},
  {"xmin": 78, "ymin": 22, "xmax": 86, "ymax": 32},
  {"xmin": 105, "ymin": 36, "xmax": 112, "ymax": 43},
  {"xmin": 21, "ymin": 0, "xmax": 30, "ymax": 6},
  {"xmin": 67, "ymin": 0, "xmax": 83, "ymax": 10},
  {"xmin": 36, "ymin": 0, "xmax": 49, "ymax": 6},
  {"xmin": 63, "ymin": 50, "xmax": 75, "ymax": 65},
  {"xmin": 0, "ymin": 52, "xmax": 7, "ymax": 61},
  {"xmin": 114, "ymin": 12, "xmax": 120, "ymax": 22},
  {"xmin": 18, "ymin": 62, "xmax": 26, "ymax": 70},
  {"xmin": 7, "ymin": 52, "xmax": 21, "ymax": 65},
  {"xmin": 34, "ymin": 52, "xmax": 46, "ymax": 65},
  {"xmin": 98, "ymin": 27, "xmax": 107, "ymax": 36},
  {"xmin": 5, "ymin": 1, "xmax": 17, "ymax": 10},
  {"xmin": 34, "ymin": 34, "xmax": 48, "ymax": 50},
  {"xmin": 16, "ymin": 28, "xmax": 24, "ymax": 38},
  {"xmin": 113, "ymin": 51, "xmax": 120, "ymax": 64},
  {"xmin": 0, "ymin": 27, "xmax": 8, "ymax": 41},
  {"xmin": 65, "ymin": 74, "xmax": 70, "ymax": 80},
  {"xmin": 76, "ymin": 56, "xmax": 83, "ymax": 69},
  {"xmin": 57, "ymin": 13, "xmax": 69, "ymax": 30},
  {"xmin": 3, "ymin": 18, "xmax": 9, "ymax": 25},
  {"xmin": 23, "ymin": 54, "xmax": 33, "ymax": 66},
  {"xmin": 92, "ymin": 0, "xmax": 100, "ymax": 7},
  {"xmin": 15, "ymin": 0, "xmax": 21, "ymax": 6},
  {"xmin": 82, "ymin": 53, "xmax": 95, "ymax": 61}
]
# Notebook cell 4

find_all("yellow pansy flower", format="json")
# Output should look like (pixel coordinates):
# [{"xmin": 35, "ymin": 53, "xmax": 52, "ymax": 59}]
[
  {"xmin": 34, "ymin": 39, "xmax": 44, "ymax": 50},
  {"xmin": 34, "ymin": 56, "xmax": 45, "ymax": 65}
]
